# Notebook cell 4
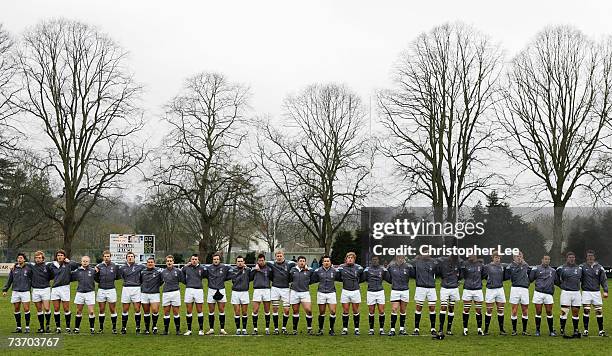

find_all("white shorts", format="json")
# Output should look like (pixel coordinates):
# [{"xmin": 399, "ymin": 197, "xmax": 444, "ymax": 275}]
[
  {"xmin": 162, "ymin": 290, "xmax": 182, "ymax": 307},
  {"xmin": 252, "ymin": 289, "xmax": 271, "ymax": 302},
  {"xmin": 32, "ymin": 287, "xmax": 51, "ymax": 302},
  {"xmin": 485, "ymin": 288, "xmax": 506, "ymax": 303},
  {"xmin": 11, "ymin": 291, "xmax": 31, "ymax": 303},
  {"xmin": 532, "ymin": 291, "xmax": 554, "ymax": 305},
  {"xmin": 141, "ymin": 292, "xmax": 160, "ymax": 304},
  {"xmin": 289, "ymin": 291, "xmax": 311, "ymax": 304},
  {"xmin": 51, "ymin": 285, "xmax": 71, "ymax": 302},
  {"xmin": 74, "ymin": 291, "xmax": 96, "ymax": 305},
  {"xmin": 509, "ymin": 287, "xmax": 529, "ymax": 305},
  {"xmin": 207, "ymin": 288, "xmax": 227, "ymax": 303},
  {"xmin": 390, "ymin": 289, "xmax": 410, "ymax": 302},
  {"xmin": 271, "ymin": 287, "xmax": 290, "ymax": 305},
  {"xmin": 231, "ymin": 290, "xmax": 250, "ymax": 305},
  {"xmin": 121, "ymin": 286, "xmax": 141, "ymax": 304},
  {"xmin": 581, "ymin": 291, "xmax": 603, "ymax": 306},
  {"xmin": 340, "ymin": 289, "xmax": 361, "ymax": 304},
  {"xmin": 462, "ymin": 289, "xmax": 484, "ymax": 302},
  {"xmin": 366, "ymin": 290, "xmax": 386, "ymax": 305},
  {"xmin": 414, "ymin": 287, "xmax": 437, "ymax": 302},
  {"xmin": 96, "ymin": 289, "xmax": 117, "ymax": 303},
  {"xmin": 439, "ymin": 288, "xmax": 460, "ymax": 302},
  {"xmin": 184, "ymin": 288, "xmax": 204, "ymax": 304},
  {"xmin": 560, "ymin": 290, "xmax": 582, "ymax": 307},
  {"xmin": 317, "ymin": 292, "xmax": 337, "ymax": 305}
]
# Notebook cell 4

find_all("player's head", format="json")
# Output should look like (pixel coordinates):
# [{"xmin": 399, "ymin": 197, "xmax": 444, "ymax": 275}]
[
  {"xmin": 212, "ymin": 253, "xmax": 221, "ymax": 265},
  {"xmin": 190, "ymin": 254, "xmax": 199, "ymax": 265},
  {"xmin": 16, "ymin": 252, "xmax": 26, "ymax": 264},
  {"xmin": 102, "ymin": 250, "xmax": 111, "ymax": 263},
  {"xmin": 55, "ymin": 249, "xmax": 66, "ymax": 263},
  {"xmin": 235, "ymin": 255, "xmax": 245, "ymax": 268},
  {"xmin": 585, "ymin": 250, "xmax": 595, "ymax": 264},
  {"xmin": 34, "ymin": 250, "xmax": 45, "ymax": 264},
  {"xmin": 371, "ymin": 255, "xmax": 379, "ymax": 266},
  {"xmin": 165, "ymin": 255, "xmax": 174, "ymax": 268},
  {"xmin": 492, "ymin": 251, "xmax": 500, "ymax": 264},
  {"xmin": 81, "ymin": 255, "xmax": 90, "ymax": 267},
  {"xmin": 565, "ymin": 251, "xmax": 576, "ymax": 265},
  {"xmin": 345, "ymin": 252, "xmax": 356, "ymax": 265},
  {"xmin": 257, "ymin": 253, "xmax": 266, "ymax": 267},
  {"xmin": 541, "ymin": 255, "xmax": 550, "ymax": 267},
  {"xmin": 395, "ymin": 255, "xmax": 406, "ymax": 264},
  {"xmin": 146, "ymin": 257, "xmax": 155, "ymax": 268},
  {"xmin": 126, "ymin": 251, "xmax": 135, "ymax": 264},
  {"xmin": 467, "ymin": 254, "xmax": 477, "ymax": 263},
  {"xmin": 512, "ymin": 250, "xmax": 524, "ymax": 264},
  {"xmin": 322, "ymin": 255, "xmax": 331, "ymax": 268},
  {"xmin": 275, "ymin": 250, "xmax": 285, "ymax": 263},
  {"xmin": 448, "ymin": 254, "xmax": 458, "ymax": 265},
  {"xmin": 297, "ymin": 255, "xmax": 306, "ymax": 268}
]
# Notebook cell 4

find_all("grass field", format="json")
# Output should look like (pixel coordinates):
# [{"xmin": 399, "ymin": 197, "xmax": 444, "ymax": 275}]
[{"xmin": 0, "ymin": 278, "xmax": 609, "ymax": 355}]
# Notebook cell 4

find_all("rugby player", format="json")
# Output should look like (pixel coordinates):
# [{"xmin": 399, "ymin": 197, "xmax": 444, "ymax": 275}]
[
  {"xmin": 556, "ymin": 251, "xmax": 582, "ymax": 338},
  {"xmin": 50, "ymin": 249, "xmax": 79, "ymax": 333},
  {"xmin": 460, "ymin": 254, "xmax": 485, "ymax": 336},
  {"xmin": 181, "ymin": 254, "xmax": 206, "ymax": 335},
  {"xmin": 250, "ymin": 253, "xmax": 273, "ymax": 335},
  {"xmin": 310, "ymin": 255, "xmax": 338, "ymax": 336},
  {"xmin": 364, "ymin": 255, "xmax": 388, "ymax": 335},
  {"xmin": 483, "ymin": 251, "xmax": 507, "ymax": 335},
  {"xmin": 230, "ymin": 255, "xmax": 251, "ymax": 335},
  {"xmin": 288, "ymin": 256, "xmax": 314, "ymax": 335},
  {"xmin": 140, "ymin": 257, "xmax": 163, "ymax": 334},
  {"xmin": 203, "ymin": 253, "xmax": 231, "ymax": 335},
  {"xmin": 580, "ymin": 250, "xmax": 608, "ymax": 336},
  {"xmin": 161, "ymin": 255, "xmax": 184, "ymax": 335},
  {"xmin": 2, "ymin": 253, "xmax": 32, "ymax": 333},
  {"xmin": 70, "ymin": 256, "xmax": 97, "ymax": 334},
  {"xmin": 30, "ymin": 251, "xmax": 52, "ymax": 333},
  {"xmin": 412, "ymin": 253, "xmax": 438, "ymax": 336},
  {"xmin": 529, "ymin": 254, "xmax": 557, "ymax": 336},
  {"xmin": 119, "ymin": 251, "xmax": 145, "ymax": 334},
  {"xmin": 387, "ymin": 255, "xmax": 414, "ymax": 336},
  {"xmin": 505, "ymin": 251, "xmax": 531, "ymax": 335},
  {"xmin": 94, "ymin": 250, "xmax": 120, "ymax": 334},
  {"xmin": 336, "ymin": 252, "xmax": 364, "ymax": 335},
  {"xmin": 267, "ymin": 250, "xmax": 296, "ymax": 335},
  {"xmin": 436, "ymin": 255, "xmax": 461, "ymax": 336}
]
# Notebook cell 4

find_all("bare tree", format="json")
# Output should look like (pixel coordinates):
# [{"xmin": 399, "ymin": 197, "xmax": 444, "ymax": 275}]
[
  {"xmin": 0, "ymin": 24, "xmax": 19, "ymax": 151},
  {"xmin": 499, "ymin": 26, "xmax": 612, "ymax": 263},
  {"xmin": 257, "ymin": 83, "xmax": 372, "ymax": 254},
  {"xmin": 254, "ymin": 188, "xmax": 292, "ymax": 254},
  {"xmin": 14, "ymin": 19, "xmax": 145, "ymax": 257},
  {"xmin": 378, "ymin": 23, "xmax": 502, "ymax": 224},
  {"xmin": 151, "ymin": 72, "xmax": 252, "ymax": 262}
]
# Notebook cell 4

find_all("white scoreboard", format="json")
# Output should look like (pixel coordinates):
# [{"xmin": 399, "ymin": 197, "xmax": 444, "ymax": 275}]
[{"xmin": 109, "ymin": 234, "xmax": 155, "ymax": 264}]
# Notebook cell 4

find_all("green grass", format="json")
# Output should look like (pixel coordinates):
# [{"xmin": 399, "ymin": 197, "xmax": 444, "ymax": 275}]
[{"xmin": 0, "ymin": 278, "xmax": 609, "ymax": 355}]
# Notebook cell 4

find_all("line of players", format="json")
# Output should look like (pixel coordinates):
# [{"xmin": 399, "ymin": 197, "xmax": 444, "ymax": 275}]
[{"xmin": 2, "ymin": 249, "xmax": 608, "ymax": 338}]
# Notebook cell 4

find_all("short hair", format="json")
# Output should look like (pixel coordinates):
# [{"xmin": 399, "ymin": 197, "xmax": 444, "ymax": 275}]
[
  {"xmin": 566, "ymin": 251, "xmax": 576, "ymax": 257},
  {"xmin": 371, "ymin": 255, "xmax": 379, "ymax": 260},
  {"xmin": 191, "ymin": 254, "xmax": 199, "ymax": 258},
  {"xmin": 16, "ymin": 252, "xmax": 27, "ymax": 261},
  {"xmin": 345, "ymin": 252, "xmax": 356, "ymax": 259},
  {"xmin": 34, "ymin": 251, "xmax": 44, "ymax": 258},
  {"xmin": 55, "ymin": 249, "xmax": 66, "ymax": 259},
  {"xmin": 257, "ymin": 253, "xmax": 266, "ymax": 260},
  {"xmin": 147, "ymin": 257, "xmax": 155, "ymax": 262},
  {"xmin": 126, "ymin": 251, "xmax": 135, "ymax": 258},
  {"xmin": 322, "ymin": 255, "xmax": 331, "ymax": 261},
  {"xmin": 236, "ymin": 255, "xmax": 244, "ymax": 261},
  {"xmin": 166, "ymin": 255, "xmax": 174, "ymax": 261},
  {"xmin": 492, "ymin": 251, "xmax": 500, "ymax": 258},
  {"xmin": 297, "ymin": 255, "xmax": 306, "ymax": 261},
  {"xmin": 275, "ymin": 250, "xmax": 284, "ymax": 256},
  {"xmin": 102, "ymin": 250, "xmax": 111, "ymax": 256},
  {"xmin": 585, "ymin": 249, "xmax": 595, "ymax": 256},
  {"xmin": 212, "ymin": 253, "xmax": 221, "ymax": 259}
]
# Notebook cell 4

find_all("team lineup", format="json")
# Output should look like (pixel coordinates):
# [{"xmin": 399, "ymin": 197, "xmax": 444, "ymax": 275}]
[{"xmin": 1, "ymin": 249, "xmax": 608, "ymax": 340}]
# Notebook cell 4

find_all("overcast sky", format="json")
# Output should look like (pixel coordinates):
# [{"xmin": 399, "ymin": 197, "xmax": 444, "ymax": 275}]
[{"xmin": 3, "ymin": 0, "xmax": 612, "ymax": 206}]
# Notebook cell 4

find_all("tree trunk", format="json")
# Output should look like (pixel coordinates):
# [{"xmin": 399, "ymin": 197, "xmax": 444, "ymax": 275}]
[{"xmin": 550, "ymin": 205, "xmax": 565, "ymax": 265}]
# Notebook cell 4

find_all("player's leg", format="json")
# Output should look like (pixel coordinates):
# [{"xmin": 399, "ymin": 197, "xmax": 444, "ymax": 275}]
[
  {"xmin": 427, "ymin": 290, "xmax": 437, "ymax": 335},
  {"xmin": 497, "ymin": 301, "xmax": 506, "ymax": 334},
  {"xmin": 163, "ymin": 304, "xmax": 171, "ymax": 334},
  {"xmin": 62, "ymin": 299, "xmax": 71, "ymax": 331},
  {"xmin": 52, "ymin": 298, "xmax": 61, "ymax": 331},
  {"xmin": 262, "ymin": 300, "xmax": 271, "ymax": 333},
  {"xmin": 341, "ymin": 302, "xmax": 350, "ymax": 334},
  {"xmin": 317, "ymin": 302, "xmax": 327, "ymax": 334},
  {"xmin": 218, "ymin": 301, "xmax": 227, "ymax": 334},
  {"xmin": 74, "ymin": 303, "xmax": 84, "ymax": 333},
  {"xmin": 22, "ymin": 298, "xmax": 31, "ymax": 332},
  {"xmin": 142, "ymin": 302, "xmax": 151, "ymax": 333},
  {"xmin": 303, "ymin": 300, "xmax": 313, "ymax": 333},
  {"xmin": 377, "ymin": 302, "xmax": 386, "ymax": 334},
  {"xmin": 475, "ymin": 301, "xmax": 483, "ymax": 335},
  {"xmin": 462, "ymin": 298, "xmax": 472, "ymax": 336},
  {"xmin": 151, "ymin": 301, "xmax": 160, "ymax": 333},
  {"xmin": 184, "ymin": 301, "xmax": 194, "ymax": 334},
  {"xmin": 520, "ymin": 303, "xmax": 529, "ymax": 335},
  {"xmin": 534, "ymin": 303, "xmax": 543, "ymax": 335},
  {"xmin": 291, "ymin": 302, "xmax": 300, "ymax": 334},
  {"xmin": 484, "ymin": 302, "xmax": 494, "ymax": 334},
  {"xmin": 133, "ymin": 301, "xmax": 142, "ymax": 333},
  {"xmin": 172, "ymin": 305, "xmax": 181, "ymax": 334},
  {"xmin": 399, "ymin": 300, "xmax": 407, "ymax": 335},
  {"xmin": 439, "ymin": 292, "xmax": 448, "ymax": 334},
  {"xmin": 352, "ymin": 301, "xmax": 361, "ymax": 335},
  {"xmin": 510, "ymin": 302, "xmax": 519, "ymax": 335},
  {"xmin": 108, "ymin": 301, "xmax": 117, "ymax": 333},
  {"xmin": 414, "ymin": 289, "xmax": 423, "ymax": 335},
  {"xmin": 252, "ymin": 300, "xmax": 260, "ymax": 333},
  {"xmin": 233, "ymin": 302, "xmax": 241, "ymax": 334},
  {"xmin": 240, "ymin": 303, "xmax": 249, "ymax": 334},
  {"xmin": 559, "ymin": 304, "xmax": 569, "ymax": 335},
  {"xmin": 12, "ymin": 301, "xmax": 22, "ymax": 332},
  {"xmin": 121, "ymin": 301, "xmax": 130, "ymax": 333},
  {"xmin": 35, "ymin": 299, "xmax": 45, "ymax": 332},
  {"xmin": 87, "ymin": 302, "xmax": 96, "ymax": 333},
  {"xmin": 206, "ymin": 302, "xmax": 215, "ymax": 335},
  {"xmin": 368, "ymin": 302, "xmax": 376, "ymax": 334},
  {"xmin": 594, "ymin": 303, "xmax": 605, "ymax": 336},
  {"xmin": 544, "ymin": 303, "xmax": 555, "ymax": 336},
  {"xmin": 42, "ymin": 296, "xmax": 51, "ymax": 332},
  {"xmin": 389, "ymin": 301, "xmax": 399, "ymax": 335},
  {"xmin": 271, "ymin": 289, "xmax": 280, "ymax": 333},
  {"xmin": 571, "ymin": 305, "xmax": 580, "ymax": 336},
  {"xmin": 329, "ymin": 302, "xmax": 337, "ymax": 335},
  {"xmin": 98, "ymin": 300, "xmax": 107, "ymax": 332}
]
